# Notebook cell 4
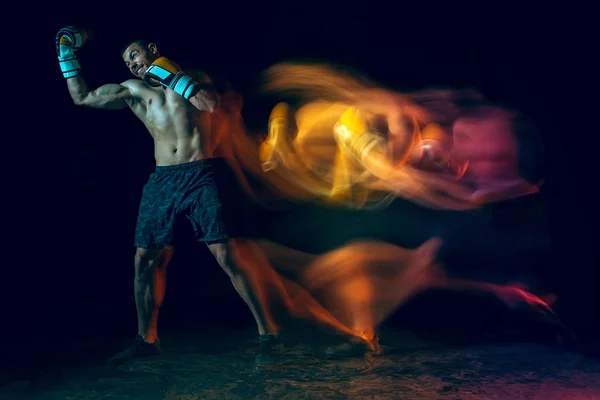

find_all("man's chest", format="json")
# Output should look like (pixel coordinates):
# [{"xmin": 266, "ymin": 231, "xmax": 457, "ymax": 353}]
[{"xmin": 139, "ymin": 88, "xmax": 194, "ymax": 125}]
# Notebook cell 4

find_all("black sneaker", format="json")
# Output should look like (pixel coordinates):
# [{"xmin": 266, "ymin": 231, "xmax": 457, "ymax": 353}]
[
  {"xmin": 107, "ymin": 335, "xmax": 161, "ymax": 364},
  {"xmin": 255, "ymin": 333, "xmax": 278, "ymax": 367}
]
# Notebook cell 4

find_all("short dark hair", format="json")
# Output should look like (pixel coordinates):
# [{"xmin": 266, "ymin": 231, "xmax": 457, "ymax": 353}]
[{"xmin": 120, "ymin": 40, "xmax": 152, "ymax": 56}]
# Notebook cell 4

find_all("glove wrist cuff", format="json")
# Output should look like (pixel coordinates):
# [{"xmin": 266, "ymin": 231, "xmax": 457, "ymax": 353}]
[
  {"xmin": 58, "ymin": 57, "xmax": 80, "ymax": 79},
  {"xmin": 171, "ymin": 72, "xmax": 201, "ymax": 100}
]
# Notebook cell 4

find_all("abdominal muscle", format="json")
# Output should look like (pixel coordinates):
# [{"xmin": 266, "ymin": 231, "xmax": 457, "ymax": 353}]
[
  {"xmin": 139, "ymin": 89, "xmax": 213, "ymax": 166},
  {"xmin": 149, "ymin": 106, "xmax": 216, "ymax": 166},
  {"xmin": 153, "ymin": 137, "xmax": 206, "ymax": 166}
]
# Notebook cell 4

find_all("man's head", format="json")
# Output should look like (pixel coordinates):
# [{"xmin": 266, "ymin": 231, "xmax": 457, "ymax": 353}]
[{"xmin": 121, "ymin": 40, "xmax": 160, "ymax": 79}]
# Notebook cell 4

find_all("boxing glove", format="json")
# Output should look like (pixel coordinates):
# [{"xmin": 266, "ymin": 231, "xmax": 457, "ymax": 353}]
[
  {"xmin": 55, "ymin": 26, "xmax": 87, "ymax": 79},
  {"xmin": 144, "ymin": 57, "xmax": 203, "ymax": 100},
  {"xmin": 260, "ymin": 102, "xmax": 293, "ymax": 171},
  {"xmin": 333, "ymin": 107, "xmax": 387, "ymax": 162}
]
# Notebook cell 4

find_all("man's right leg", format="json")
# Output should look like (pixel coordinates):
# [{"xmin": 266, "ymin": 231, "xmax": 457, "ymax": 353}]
[
  {"xmin": 134, "ymin": 247, "xmax": 174, "ymax": 344},
  {"xmin": 108, "ymin": 247, "xmax": 173, "ymax": 363}
]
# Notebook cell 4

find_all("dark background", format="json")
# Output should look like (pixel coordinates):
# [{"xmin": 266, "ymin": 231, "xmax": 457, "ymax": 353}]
[{"xmin": 7, "ymin": 2, "xmax": 596, "ymax": 372}]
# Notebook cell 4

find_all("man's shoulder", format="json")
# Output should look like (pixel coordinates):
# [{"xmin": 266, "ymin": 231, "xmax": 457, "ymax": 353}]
[
  {"xmin": 121, "ymin": 79, "xmax": 146, "ymax": 91},
  {"xmin": 119, "ymin": 79, "xmax": 154, "ymax": 106},
  {"xmin": 121, "ymin": 79, "xmax": 157, "ymax": 103}
]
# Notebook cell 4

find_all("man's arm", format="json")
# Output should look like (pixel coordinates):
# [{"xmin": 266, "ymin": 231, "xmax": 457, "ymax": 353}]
[
  {"xmin": 67, "ymin": 76, "xmax": 134, "ymax": 110},
  {"xmin": 56, "ymin": 26, "xmax": 134, "ymax": 110},
  {"xmin": 188, "ymin": 70, "xmax": 218, "ymax": 112}
]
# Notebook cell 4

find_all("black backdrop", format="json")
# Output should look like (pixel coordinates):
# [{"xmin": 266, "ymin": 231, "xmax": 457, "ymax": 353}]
[{"xmin": 8, "ymin": 3, "xmax": 596, "ymax": 365}]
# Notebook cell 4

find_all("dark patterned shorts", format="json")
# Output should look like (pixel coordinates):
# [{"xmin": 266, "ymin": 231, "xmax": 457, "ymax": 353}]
[{"xmin": 134, "ymin": 158, "xmax": 251, "ymax": 249}]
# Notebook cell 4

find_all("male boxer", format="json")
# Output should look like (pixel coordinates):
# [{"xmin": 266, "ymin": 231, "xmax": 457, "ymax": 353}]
[{"xmin": 56, "ymin": 26, "xmax": 285, "ymax": 362}]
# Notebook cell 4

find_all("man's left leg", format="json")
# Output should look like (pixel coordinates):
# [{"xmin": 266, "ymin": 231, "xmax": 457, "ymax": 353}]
[
  {"xmin": 207, "ymin": 238, "xmax": 378, "ymax": 349},
  {"xmin": 206, "ymin": 239, "xmax": 278, "ymax": 337}
]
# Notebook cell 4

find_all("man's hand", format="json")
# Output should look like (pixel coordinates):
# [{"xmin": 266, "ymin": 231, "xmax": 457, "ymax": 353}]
[{"xmin": 56, "ymin": 26, "xmax": 87, "ymax": 79}]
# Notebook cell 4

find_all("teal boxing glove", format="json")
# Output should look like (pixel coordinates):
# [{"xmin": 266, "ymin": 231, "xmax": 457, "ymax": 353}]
[{"xmin": 55, "ymin": 26, "xmax": 88, "ymax": 79}]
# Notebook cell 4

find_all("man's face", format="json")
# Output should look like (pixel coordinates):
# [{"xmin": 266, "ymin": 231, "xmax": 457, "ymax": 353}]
[{"xmin": 122, "ymin": 43, "xmax": 158, "ymax": 79}]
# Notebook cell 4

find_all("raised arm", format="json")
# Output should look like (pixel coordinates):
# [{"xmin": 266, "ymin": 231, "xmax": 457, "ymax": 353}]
[
  {"xmin": 67, "ymin": 78, "xmax": 133, "ymax": 110},
  {"xmin": 143, "ymin": 57, "xmax": 218, "ymax": 112},
  {"xmin": 56, "ymin": 26, "xmax": 133, "ymax": 110}
]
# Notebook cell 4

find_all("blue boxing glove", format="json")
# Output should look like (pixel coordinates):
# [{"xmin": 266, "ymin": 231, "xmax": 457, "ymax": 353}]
[
  {"xmin": 144, "ymin": 57, "xmax": 203, "ymax": 100},
  {"xmin": 55, "ymin": 26, "xmax": 88, "ymax": 79}
]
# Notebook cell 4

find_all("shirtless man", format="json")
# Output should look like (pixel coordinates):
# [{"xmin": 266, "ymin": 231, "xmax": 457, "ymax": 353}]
[{"xmin": 56, "ymin": 26, "xmax": 280, "ymax": 361}]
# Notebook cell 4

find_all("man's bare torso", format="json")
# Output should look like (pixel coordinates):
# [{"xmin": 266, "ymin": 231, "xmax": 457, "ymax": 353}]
[{"xmin": 123, "ymin": 79, "xmax": 211, "ymax": 166}]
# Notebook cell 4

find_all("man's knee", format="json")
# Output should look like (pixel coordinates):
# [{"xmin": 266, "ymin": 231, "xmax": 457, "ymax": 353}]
[
  {"xmin": 134, "ymin": 248, "xmax": 171, "ymax": 276},
  {"xmin": 207, "ymin": 240, "xmax": 237, "ymax": 277}
]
